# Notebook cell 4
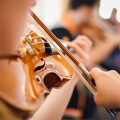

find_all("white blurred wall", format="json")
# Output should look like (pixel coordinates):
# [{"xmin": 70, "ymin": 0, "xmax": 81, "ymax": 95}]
[
  {"xmin": 99, "ymin": 0, "xmax": 120, "ymax": 22},
  {"xmin": 32, "ymin": 0, "xmax": 62, "ymax": 28}
]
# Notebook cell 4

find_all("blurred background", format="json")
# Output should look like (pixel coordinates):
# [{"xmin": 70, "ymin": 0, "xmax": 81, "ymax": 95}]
[{"xmin": 33, "ymin": 0, "xmax": 120, "ymax": 27}]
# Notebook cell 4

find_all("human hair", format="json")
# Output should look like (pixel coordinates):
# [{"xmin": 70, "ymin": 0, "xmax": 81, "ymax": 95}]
[{"xmin": 69, "ymin": 0, "xmax": 99, "ymax": 10}]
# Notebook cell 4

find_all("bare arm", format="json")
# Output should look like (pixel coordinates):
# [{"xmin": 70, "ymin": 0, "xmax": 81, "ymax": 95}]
[{"xmin": 30, "ymin": 76, "xmax": 78, "ymax": 120}]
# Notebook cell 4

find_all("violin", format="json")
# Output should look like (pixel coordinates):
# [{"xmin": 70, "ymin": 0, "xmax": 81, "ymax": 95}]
[{"xmin": 0, "ymin": 21, "xmax": 73, "ymax": 118}]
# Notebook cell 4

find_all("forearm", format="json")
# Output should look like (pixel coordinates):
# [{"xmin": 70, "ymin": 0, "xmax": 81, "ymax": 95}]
[
  {"xmin": 30, "ymin": 78, "xmax": 77, "ymax": 120},
  {"xmin": 87, "ymin": 41, "xmax": 116, "ymax": 68}
]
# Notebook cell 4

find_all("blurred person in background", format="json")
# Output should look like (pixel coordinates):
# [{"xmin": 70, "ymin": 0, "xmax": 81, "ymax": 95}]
[{"xmin": 80, "ymin": 3, "xmax": 120, "ymax": 71}]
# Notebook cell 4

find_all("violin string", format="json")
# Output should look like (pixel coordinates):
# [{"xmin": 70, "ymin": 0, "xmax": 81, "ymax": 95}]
[
  {"xmin": 30, "ymin": 41, "xmax": 50, "ymax": 45},
  {"xmin": 30, "ymin": 47, "xmax": 52, "ymax": 49},
  {"xmin": 26, "ymin": 35, "xmax": 43, "ymax": 40}
]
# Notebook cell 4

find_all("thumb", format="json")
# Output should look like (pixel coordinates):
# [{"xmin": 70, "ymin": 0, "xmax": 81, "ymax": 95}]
[{"xmin": 90, "ymin": 68, "xmax": 103, "ymax": 84}]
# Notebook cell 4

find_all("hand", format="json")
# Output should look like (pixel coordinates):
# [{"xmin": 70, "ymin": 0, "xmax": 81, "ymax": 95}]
[
  {"xmin": 68, "ymin": 35, "xmax": 92, "ymax": 66},
  {"xmin": 90, "ymin": 68, "xmax": 120, "ymax": 109}
]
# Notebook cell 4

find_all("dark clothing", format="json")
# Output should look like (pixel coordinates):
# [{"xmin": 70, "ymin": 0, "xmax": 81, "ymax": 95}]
[{"xmin": 52, "ymin": 27, "xmax": 73, "ymax": 41}]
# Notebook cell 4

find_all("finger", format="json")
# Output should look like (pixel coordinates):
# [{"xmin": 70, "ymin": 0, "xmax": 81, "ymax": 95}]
[
  {"xmin": 94, "ymin": 92, "xmax": 109, "ymax": 108},
  {"xmin": 77, "ymin": 35, "xmax": 92, "ymax": 47},
  {"xmin": 90, "ymin": 68, "xmax": 103, "ymax": 84},
  {"xmin": 73, "ymin": 36, "xmax": 92, "ymax": 52},
  {"xmin": 108, "ymin": 70, "xmax": 119, "ymax": 77},
  {"xmin": 68, "ymin": 42, "xmax": 87, "ymax": 53},
  {"xmin": 68, "ymin": 43, "xmax": 88, "ymax": 60},
  {"xmin": 74, "ymin": 40, "xmax": 88, "ymax": 51}
]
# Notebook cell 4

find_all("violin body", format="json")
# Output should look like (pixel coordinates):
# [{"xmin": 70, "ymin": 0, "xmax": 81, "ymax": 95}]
[
  {"xmin": 0, "ymin": 54, "xmax": 73, "ymax": 111},
  {"xmin": 0, "ymin": 22, "xmax": 73, "ymax": 117}
]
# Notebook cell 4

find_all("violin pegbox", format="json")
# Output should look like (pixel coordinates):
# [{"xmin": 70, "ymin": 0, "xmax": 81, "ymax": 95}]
[{"xmin": 19, "ymin": 31, "xmax": 46, "ymax": 57}]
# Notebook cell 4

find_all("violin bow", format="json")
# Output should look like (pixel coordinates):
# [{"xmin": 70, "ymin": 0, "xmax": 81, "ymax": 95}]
[{"xmin": 29, "ymin": 9, "xmax": 118, "ymax": 117}]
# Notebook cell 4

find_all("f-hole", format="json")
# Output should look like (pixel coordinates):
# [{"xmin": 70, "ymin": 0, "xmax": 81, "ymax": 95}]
[{"xmin": 34, "ymin": 58, "xmax": 45, "ymax": 72}]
